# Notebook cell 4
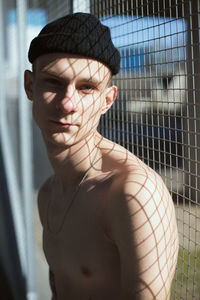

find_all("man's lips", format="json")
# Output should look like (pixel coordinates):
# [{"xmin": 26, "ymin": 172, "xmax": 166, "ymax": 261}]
[{"xmin": 50, "ymin": 120, "xmax": 75, "ymax": 128}]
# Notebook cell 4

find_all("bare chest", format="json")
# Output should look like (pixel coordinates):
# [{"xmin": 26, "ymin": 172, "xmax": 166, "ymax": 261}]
[{"xmin": 42, "ymin": 182, "xmax": 121, "ymax": 299}]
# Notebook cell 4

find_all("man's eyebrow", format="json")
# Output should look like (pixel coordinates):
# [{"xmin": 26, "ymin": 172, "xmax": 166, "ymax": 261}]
[
  {"xmin": 41, "ymin": 68, "xmax": 109, "ymax": 86},
  {"xmin": 79, "ymin": 72, "xmax": 111, "ymax": 86},
  {"xmin": 78, "ymin": 76, "xmax": 102, "ymax": 85},
  {"xmin": 40, "ymin": 69, "xmax": 64, "ymax": 78},
  {"xmin": 41, "ymin": 70, "xmax": 105, "ymax": 85}
]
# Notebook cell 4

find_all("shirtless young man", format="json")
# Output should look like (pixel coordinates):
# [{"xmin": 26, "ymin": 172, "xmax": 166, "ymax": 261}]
[{"xmin": 24, "ymin": 13, "xmax": 179, "ymax": 300}]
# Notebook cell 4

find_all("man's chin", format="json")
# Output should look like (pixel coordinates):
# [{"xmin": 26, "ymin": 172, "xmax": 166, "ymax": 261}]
[{"xmin": 43, "ymin": 132, "xmax": 76, "ymax": 148}]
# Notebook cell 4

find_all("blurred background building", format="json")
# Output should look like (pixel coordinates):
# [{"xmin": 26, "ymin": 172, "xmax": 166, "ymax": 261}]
[{"xmin": 0, "ymin": 0, "xmax": 199, "ymax": 299}]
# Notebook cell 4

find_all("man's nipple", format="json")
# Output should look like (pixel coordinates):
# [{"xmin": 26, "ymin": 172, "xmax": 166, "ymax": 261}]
[{"xmin": 81, "ymin": 266, "xmax": 92, "ymax": 278}]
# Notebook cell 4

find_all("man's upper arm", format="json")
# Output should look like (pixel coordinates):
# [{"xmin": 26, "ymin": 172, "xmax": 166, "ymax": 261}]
[{"xmin": 106, "ymin": 169, "xmax": 179, "ymax": 300}]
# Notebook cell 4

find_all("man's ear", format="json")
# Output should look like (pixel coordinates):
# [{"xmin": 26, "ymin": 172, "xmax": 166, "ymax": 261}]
[
  {"xmin": 24, "ymin": 70, "xmax": 34, "ymax": 101},
  {"xmin": 101, "ymin": 85, "xmax": 117, "ymax": 114}
]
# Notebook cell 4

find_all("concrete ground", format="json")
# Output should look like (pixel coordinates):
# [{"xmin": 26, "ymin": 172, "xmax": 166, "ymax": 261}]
[{"xmin": 175, "ymin": 203, "xmax": 200, "ymax": 251}]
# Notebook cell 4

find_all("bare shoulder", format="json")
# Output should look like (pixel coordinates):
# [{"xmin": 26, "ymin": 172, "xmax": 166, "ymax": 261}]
[
  {"xmin": 102, "ymin": 139, "xmax": 169, "ymax": 200},
  {"xmin": 123, "ymin": 153, "xmax": 170, "ymax": 206},
  {"xmin": 37, "ymin": 175, "xmax": 54, "ymax": 226},
  {"xmin": 107, "ymin": 147, "xmax": 176, "ymax": 229}
]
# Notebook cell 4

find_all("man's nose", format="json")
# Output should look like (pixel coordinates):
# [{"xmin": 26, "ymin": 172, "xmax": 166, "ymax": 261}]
[{"xmin": 58, "ymin": 84, "xmax": 77, "ymax": 113}]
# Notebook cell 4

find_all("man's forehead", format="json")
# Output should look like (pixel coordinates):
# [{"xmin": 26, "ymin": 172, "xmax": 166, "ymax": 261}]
[{"xmin": 35, "ymin": 53, "xmax": 111, "ymax": 80}]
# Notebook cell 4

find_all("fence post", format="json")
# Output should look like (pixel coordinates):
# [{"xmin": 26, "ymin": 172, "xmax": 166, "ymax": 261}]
[
  {"xmin": 0, "ymin": 0, "xmax": 28, "ymax": 283},
  {"xmin": 184, "ymin": 0, "xmax": 200, "ymax": 204},
  {"xmin": 16, "ymin": 0, "xmax": 37, "ymax": 299}
]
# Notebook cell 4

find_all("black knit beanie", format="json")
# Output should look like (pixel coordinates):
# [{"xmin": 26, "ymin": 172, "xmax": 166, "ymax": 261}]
[{"xmin": 28, "ymin": 12, "xmax": 120, "ymax": 75}]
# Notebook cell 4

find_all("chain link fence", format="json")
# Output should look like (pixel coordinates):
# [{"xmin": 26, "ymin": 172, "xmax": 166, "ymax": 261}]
[{"xmin": 1, "ymin": 0, "xmax": 199, "ymax": 299}]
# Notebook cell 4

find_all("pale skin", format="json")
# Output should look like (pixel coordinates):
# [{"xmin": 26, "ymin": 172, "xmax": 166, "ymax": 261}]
[{"xmin": 24, "ymin": 53, "xmax": 179, "ymax": 300}]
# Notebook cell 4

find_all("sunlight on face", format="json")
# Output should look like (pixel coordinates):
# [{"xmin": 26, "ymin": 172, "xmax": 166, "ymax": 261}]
[{"xmin": 31, "ymin": 53, "xmax": 112, "ymax": 147}]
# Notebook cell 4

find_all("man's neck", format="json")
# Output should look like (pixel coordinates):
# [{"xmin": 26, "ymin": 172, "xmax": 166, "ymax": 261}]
[{"xmin": 44, "ymin": 133, "xmax": 103, "ymax": 186}]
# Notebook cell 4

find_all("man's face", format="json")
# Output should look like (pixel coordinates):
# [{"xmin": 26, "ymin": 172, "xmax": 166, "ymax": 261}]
[{"xmin": 25, "ymin": 53, "xmax": 116, "ymax": 147}]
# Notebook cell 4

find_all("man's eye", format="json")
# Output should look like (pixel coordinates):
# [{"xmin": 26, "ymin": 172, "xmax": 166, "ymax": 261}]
[{"xmin": 79, "ymin": 85, "xmax": 95, "ymax": 93}]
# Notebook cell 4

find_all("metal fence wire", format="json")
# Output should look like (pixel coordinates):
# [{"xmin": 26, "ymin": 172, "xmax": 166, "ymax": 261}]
[{"xmin": 1, "ymin": 0, "xmax": 199, "ymax": 299}]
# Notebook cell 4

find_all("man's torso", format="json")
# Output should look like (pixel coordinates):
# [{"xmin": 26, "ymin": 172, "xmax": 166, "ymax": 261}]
[
  {"xmin": 38, "ymin": 139, "xmax": 177, "ymax": 300},
  {"xmin": 40, "ymin": 167, "xmax": 124, "ymax": 300}
]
